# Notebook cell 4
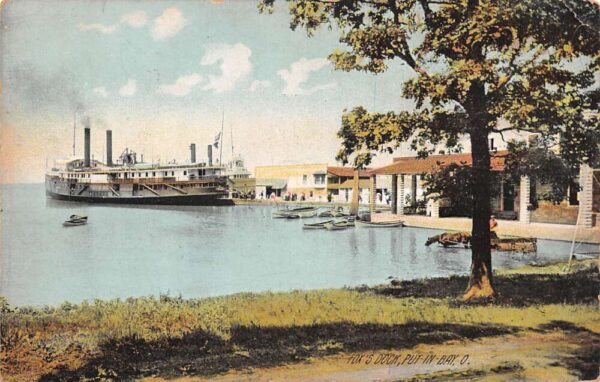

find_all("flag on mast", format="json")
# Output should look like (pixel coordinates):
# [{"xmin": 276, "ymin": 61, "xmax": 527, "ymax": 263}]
[{"xmin": 214, "ymin": 132, "xmax": 221, "ymax": 148}]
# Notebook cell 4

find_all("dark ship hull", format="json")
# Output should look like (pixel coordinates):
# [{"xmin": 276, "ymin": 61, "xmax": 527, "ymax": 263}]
[{"xmin": 46, "ymin": 189, "xmax": 233, "ymax": 206}]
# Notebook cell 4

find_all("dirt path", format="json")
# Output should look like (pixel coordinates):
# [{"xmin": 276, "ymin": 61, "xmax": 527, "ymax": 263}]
[{"xmin": 141, "ymin": 327, "xmax": 598, "ymax": 382}]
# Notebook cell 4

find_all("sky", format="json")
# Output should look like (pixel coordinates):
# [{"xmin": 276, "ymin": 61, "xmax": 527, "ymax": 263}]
[{"xmin": 0, "ymin": 0, "xmax": 513, "ymax": 184}]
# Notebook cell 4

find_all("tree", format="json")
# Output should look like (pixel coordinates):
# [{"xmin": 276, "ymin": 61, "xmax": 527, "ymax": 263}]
[
  {"xmin": 261, "ymin": 0, "xmax": 600, "ymax": 300},
  {"xmin": 423, "ymin": 162, "xmax": 501, "ymax": 218},
  {"xmin": 504, "ymin": 139, "xmax": 580, "ymax": 206}
]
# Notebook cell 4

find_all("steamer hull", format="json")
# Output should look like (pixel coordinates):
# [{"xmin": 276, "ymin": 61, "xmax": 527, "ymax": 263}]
[{"xmin": 46, "ymin": 189, "xmax": 233, "ymax": 206}]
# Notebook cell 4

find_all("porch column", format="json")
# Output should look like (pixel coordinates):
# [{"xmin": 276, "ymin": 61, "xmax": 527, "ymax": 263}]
[
  {"xmin": 431, "ymin": 199, "xmax": 440, "ymax": 219},
  {"xmin": 578, "ymin": 164, "xmax": 594, "ymax": 228},
  {"xmin": 411, "ymin": 174, "xmax": 417, "ymax": 206},
  {"xmin": 398, "ymin": 175, "xmax": 405, "ymax": 216},
  {"xmin": 519, "ymin": 175, "xmax": 531, "ymax": 224},
  {"xmin": 391, "ymin": 174, "xmax": 398, "ymax": 214},
  {"xmin": 370, "ymin": 175, "xmax": 377, "ymax": 214}
]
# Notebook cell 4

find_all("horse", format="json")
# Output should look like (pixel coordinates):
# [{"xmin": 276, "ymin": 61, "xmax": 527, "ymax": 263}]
[{"xmin": 425, "ymin": 231, "xmax": 472, "ymax": 248}]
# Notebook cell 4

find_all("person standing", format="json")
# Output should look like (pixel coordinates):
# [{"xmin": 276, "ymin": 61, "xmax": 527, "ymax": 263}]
[{"xmin": 489, "ymin": 215, "xmax": 498, "ymax": 239}]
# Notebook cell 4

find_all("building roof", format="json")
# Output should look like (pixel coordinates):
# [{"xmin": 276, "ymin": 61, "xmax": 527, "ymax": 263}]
[
  {"xmin": 327, "ymin": 166, "xmax": 371, "ymax": 178},
  {"xmin": 370, "ymin": 151, "xmax": 508, "ymax": 175}
]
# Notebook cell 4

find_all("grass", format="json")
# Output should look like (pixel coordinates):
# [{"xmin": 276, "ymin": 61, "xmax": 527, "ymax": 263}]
[{"xmin": 1, "ymin": 259, "xmax": 598, "ymax": 381}]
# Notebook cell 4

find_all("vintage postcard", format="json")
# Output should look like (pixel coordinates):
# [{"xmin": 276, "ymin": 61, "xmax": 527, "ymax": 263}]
[{"xmin": 1, "ymin": 0, "xmax": 599, "ymax": 381}]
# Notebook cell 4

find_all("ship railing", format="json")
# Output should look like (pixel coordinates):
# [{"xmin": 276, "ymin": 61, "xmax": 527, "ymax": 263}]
[{"xmin": 107, "ymin": 176, "xmax": 225, "ymax": 185}]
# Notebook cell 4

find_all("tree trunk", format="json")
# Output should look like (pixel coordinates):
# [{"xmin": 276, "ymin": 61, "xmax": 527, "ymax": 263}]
[{"xmin": 463, "ymin": 84, "xmax": 496, "ymax": 301}]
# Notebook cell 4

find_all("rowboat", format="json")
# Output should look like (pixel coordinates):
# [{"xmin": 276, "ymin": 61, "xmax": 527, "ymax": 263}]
[
  {"xmin": 356, "ymin": 220, "xmax": 404, "ymax": 228},
  {"xmin": 324, "ymin": 217, "xmax": 356, "ymax": 230},
  {"xmin": 324, "ymin": 221, "xmax": 349, "ymax": 230},
  {"xmin": 63, "ymin": 215, "xmax": 88, "ymax": 227},
  {"xmin": 303, "ymin": 220, "xmax": 334, "ymax": 229},
  {"xmin": 318, "ymin": 210, "xmax": 334, "ymax": 217},
  {"xmin": 272, "ymin": 206, "xmax": 318, "ymax": 218}
]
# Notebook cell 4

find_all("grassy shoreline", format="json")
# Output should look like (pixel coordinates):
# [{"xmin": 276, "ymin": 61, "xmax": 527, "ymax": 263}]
[{"xmin": 2, "ymin": 259, "xmax": 598, "ymax": 381}]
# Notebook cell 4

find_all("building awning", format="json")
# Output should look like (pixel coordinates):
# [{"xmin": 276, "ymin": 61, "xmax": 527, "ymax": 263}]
[
  {"xmin": 369, "ymin": 151, "xmax": 508, "ymax": 175},
  {"xmin": 313, "ymin": 170, "xmax": 327, "ymax": 175},
  {"xmin": 255, "ymin": 178, "xmax": 288, "ymax": 189}
]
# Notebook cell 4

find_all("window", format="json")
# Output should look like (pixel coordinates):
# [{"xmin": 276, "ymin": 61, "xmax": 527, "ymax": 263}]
[
  {"xmin": 145, "ymin": 172, "xmax": 148, "ymax": 177},
  {"xmin": 184, "ymin": 171, "xmax": 187, "ymax": 175},
  {"xmin": 152, "ymin": 172, "xmax": 156, "ymax": 176},
  {"xmin": 302, "ymin": 175, "xmax": 308, "ymax": 185},
  {"xmin": 172, "ymin": 171, "xmax": 175, "ymax": 176},
  {"xmin": 132, "ymin": 173, "xmax": 135, "ymax": 178},
  {"xmin": 314, "ymin": 174, "xmax": 325, "ymax": 185}
]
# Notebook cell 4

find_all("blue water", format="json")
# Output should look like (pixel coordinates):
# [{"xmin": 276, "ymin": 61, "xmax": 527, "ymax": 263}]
[{"xmin": 1, "ymin": 184, "xmax": 594, "ymax": 306}]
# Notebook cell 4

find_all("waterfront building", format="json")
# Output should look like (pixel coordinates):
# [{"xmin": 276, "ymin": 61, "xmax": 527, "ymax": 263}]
[
  {"xmin": 255, "ymin": 163, "xmax": 329, "ymax": 201},
  {"xmin": 368, "ymin": 151, "xmax": 597, "ymax": 226},
  {"xmin": 254, "ymin": 163, "xmax": 391, "ymax": 204},
  {"xmin": 325, "ymin": 167, "xmax": 370, "ymax": 204}
]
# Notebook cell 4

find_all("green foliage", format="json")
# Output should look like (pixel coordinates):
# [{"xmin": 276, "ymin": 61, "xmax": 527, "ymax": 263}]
[
  {"xmin": 259, "ymin": 0, "xmax": 599, "ymax": 168},
  {"xmin": 423, "ymin": 163, "xmax": 501, "ymax": 217},
  {"xmin": 504, "ymin": 139, "xmax": 577, "ymax": 204}
]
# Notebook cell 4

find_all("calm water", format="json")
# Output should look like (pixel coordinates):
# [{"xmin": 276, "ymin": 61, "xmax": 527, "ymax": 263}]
[{"xmin": 1, "ymin": 183, "xmax": 593, "ymax": 306}]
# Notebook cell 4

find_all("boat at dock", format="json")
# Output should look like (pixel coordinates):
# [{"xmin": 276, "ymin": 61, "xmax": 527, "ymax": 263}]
[
  {"xmin": 318, "ymin": 206, "xmax": 348, "ymax": 218},
  {"xmin": 46, "ymin": 127, "xmax": 232, "ymax": 206},
  {"xmin": 303, "ymin": 220, "xmax": 334, "ymax": 229},
  {"xmin": 356, "ymin": 220, "xmax": 404, "ymax": 228},
  {"xmin": 272, "ymin": 206, "xmax": 318, "ymax": 218},
  {"xmin": 323, "ymin": 217, "xmax": 356, "ymax": 230}
]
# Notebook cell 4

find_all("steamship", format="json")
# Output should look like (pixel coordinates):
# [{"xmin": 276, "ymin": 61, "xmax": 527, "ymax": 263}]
[{"xmin": 45, "ymin": 127, "xmax": 233, "ymax": 205}]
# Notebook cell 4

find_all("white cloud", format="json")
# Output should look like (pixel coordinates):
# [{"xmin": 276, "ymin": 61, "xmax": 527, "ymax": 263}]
[
  {"xmin": 250, "ymin": 80, "xmax": 271, "ymax": 92},
  {"xmin": 278, "ymin": 58, "xmax": 335, "ymax": 96},
  {"xmin": 119, "ymin": 79, "xmax": 137, "ymax": 97},
  {"xmin": 151, "ymin": 8, "xmax": 187, "ymax": 41},
  {"xmin": 157, "ymin": 74, "xmax": 203, "ymax": 97},
  {"xmin": 78, "ymin": 23, "xmax": 118, "ymax": 34},
  {"xmin": 93, "ymin": 87, "xmax": 109, "ymax": 98},
  {"xmin": 121, "ymin": 11, "xmax": 147, "ymax": 28},
  {"xmin": 201, "ymin": 43, "xmax": 252, "ymax": 93}
]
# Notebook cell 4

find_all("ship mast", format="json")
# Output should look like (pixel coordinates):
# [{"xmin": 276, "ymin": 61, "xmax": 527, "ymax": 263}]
[
  {"xmin": 72, "ymin": 113, "xmax": 76, "ymax": 156},
  {"xmin": 219, "ymin": 110, "xmax": 224, "ymax": 165}
]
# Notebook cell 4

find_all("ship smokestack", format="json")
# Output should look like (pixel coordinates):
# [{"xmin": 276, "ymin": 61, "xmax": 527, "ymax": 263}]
[
  {"xmin": 84, "ymin": 125, "xmax": 91, "ymax": 167},
  {"xmin": 207, "ymin": 145, "xmax": 213, "ymax": 166},
  {"xmin": 106, "ymin": 130, "xmax": 113, "ymax": 166},
  {"xmin": 190, "ymin": 143, "xmax": 196, "ymax": 163}
]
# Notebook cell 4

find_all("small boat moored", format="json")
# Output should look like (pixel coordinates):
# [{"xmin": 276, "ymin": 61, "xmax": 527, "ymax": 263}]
[
  {"xmin": 324, "ymin": 217, "xmax": 356, "ymax": 230},
  {"xmin": 356, "ymin": 220, "xmax": 404, "ymax": 228},
  {"xmin": 303, "ymin": 220, "xmax": 334, "ymax": 229},
  {"xmin": 63, "ymin": 215, "xmax": 88, "ymax": 226},
  {"xmin": 272, "ymin": 206, "xmax": 318, "ymax": 218}
]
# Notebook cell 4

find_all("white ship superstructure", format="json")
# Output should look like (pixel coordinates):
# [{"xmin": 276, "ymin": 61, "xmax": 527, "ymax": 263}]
[{"xmin": 45, "ymin": 127, "xmax": 232, "ymax": 205}]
